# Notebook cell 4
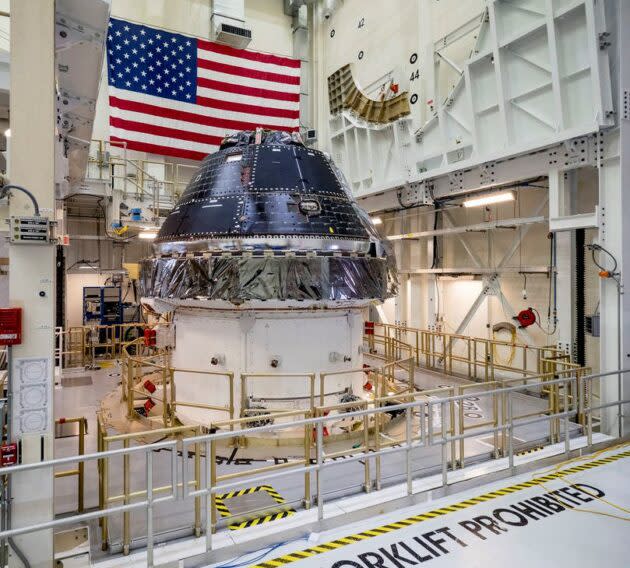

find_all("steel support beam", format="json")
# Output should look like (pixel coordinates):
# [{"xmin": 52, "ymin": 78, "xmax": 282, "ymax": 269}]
[
  {"xmin": 597, "ymin": 0, "xmax": 630, "ymax": 436},
  {"xmin": 387, "ymin": 215, "xmax": 547, "ymax": 241},
  {"xmin": 8, "ymin": 1, "xmax": 56, "ymax": 565}
]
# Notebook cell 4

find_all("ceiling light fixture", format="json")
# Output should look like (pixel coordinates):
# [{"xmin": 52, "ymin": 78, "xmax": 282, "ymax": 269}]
[
  {"xmin": 371, "ymin": 216, "xmax": 383, "ymax": 225},
  {"xmin": 463, "ymin": 191, "xmax": 515, "ymax": 208}
]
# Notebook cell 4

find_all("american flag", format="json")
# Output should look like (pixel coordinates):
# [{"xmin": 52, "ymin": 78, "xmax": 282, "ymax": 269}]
[{"xmin": 105, "ymin": 18, "xmax": 300, "ymax": 161}]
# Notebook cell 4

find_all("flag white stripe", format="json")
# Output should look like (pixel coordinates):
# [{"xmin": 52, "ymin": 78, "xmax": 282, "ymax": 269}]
[
  {"xmin": 111, "ymin": 107, "xmax": 268, "ymax": 139},
  {"xmin": 110, "ymin": 126, "xmax": 219, "ymax": 154},
  {"xmin": 109, "ymin": 87, "xmax": 298, "ymax": 128},
  {"xmin": 197, "ymin": 66, "xmax": 301, "ymax": 94},
  {"xmin": 197, "ymin": 47, "xmax": 301, "ymax": 77},
  {"xmin": 196, "ymin": 86, "xmax": 297, "ymax": 111}
]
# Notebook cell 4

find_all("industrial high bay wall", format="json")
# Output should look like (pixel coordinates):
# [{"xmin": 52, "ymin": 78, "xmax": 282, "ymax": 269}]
[
  {"xmin": 324, "ymin": 0, "xmax": 629, "ymax": 437},
  {"xmin": 328, "ymin": 0, "xmax": 613, "ymax": 213}
]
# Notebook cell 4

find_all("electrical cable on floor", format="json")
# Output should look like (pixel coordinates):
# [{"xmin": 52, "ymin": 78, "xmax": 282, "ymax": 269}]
[
  {"xmin": 212, "ymin": 537, "xmax": 308, "ymax": 568},
  {"xmin": 533, "ymin": 442, "xmax": 630, "ymax": 522}
]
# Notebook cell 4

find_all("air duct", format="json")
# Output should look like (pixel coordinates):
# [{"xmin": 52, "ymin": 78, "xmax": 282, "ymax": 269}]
[{"xmin": 211, "ymin": 0, "xmax": 251, "ymax": 49}]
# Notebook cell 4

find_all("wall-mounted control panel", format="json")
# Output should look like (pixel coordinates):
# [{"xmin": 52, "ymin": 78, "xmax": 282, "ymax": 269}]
[{"xmin": 8, "ymin": 216, "xmax": 52, "ymax": 244}]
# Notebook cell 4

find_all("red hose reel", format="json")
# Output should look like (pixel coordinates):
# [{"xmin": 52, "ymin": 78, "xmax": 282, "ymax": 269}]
[{"xmin": 514, "ymin": 307, "xmax": 536, "ymax": 328}]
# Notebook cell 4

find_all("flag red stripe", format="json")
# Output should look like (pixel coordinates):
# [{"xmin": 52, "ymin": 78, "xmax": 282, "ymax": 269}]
[
  {"xmin": 196, "ymin": 95, "xmax": 299, "ymax": 119},
  {"xmin": 197, "ymin": 38, "xmax": 300, "ymax": 69},
  {"xmin": 110, "ymin": 116, "xmax": 224, "ymax": 146},
  {"xmin": 196, "ymin": 77, "xmax": 300, "ymax": 103},
  {"xmin": 197, "ymin": 58, "xmax": 300, "ymax": 85},
  {"xmin": 109, "ymin": 95, "xmax": 299, "ymax": 132},
  {"xmin": 110, "ymin": 136, "xmax": 210, "ymax": 161}
]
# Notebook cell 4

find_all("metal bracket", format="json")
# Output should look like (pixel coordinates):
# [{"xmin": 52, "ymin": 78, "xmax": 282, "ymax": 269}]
[
  {"xmin": 598, "ymin": 32, "xmax": 611, "ymax": 50},
  {"xmin": 399, "ymin": 181, "xmax": 432, "ymax": 207},
  {"xmin": 57, "ymin": 89, "xmax": 96, "ymax": 114},
  {"xmin": 560, "ymin": 137, "xmax": 590, "ymax": 168},
  {"xmin": 447, "ymin": 171, "xmax": 464, "ymax": 194},
  {"xmin": 64, "ymin": 136, "xmax": 91, "ymax": 153},
  {"xmin": 56, "ymin": 14, "xmax": 105, "ymax": 51},
  {"xmin": 479, "ymin": 162, "xmax": 496, "ymax": 187},
  {"xmin": 58, "ymin": 112, "xmax": 93, "ymax": 136}
]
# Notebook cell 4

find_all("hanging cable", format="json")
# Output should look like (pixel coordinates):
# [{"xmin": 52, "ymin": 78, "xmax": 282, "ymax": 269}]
[{"xmin": 0, "ymin": 184, "xmax": 41, "ymax": 216}]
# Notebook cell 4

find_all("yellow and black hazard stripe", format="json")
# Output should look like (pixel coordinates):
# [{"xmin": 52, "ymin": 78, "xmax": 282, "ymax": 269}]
[
  {"xmin": 229, "ymin": 510, "xmax": 295, "ymax": 531},
  {"xmin": 214, "ymin": 485, "xmax": 296, "ymax": 530},
  {"xmin": 516, "ymin": 445, "xmax": 544, "ymax": 457},
  {"xmin": 250, "ymin": 447, "xmax": 630, "ymax": 567}
]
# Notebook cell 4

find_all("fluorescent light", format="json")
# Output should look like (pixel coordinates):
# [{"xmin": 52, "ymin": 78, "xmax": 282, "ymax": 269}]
[
  {"xmin": 371, "ymin": 216, "xmax": 383, "ymax": 225},
  {"xmin": 4, "ymin": 128, "xmax": 9, "ymax": 138},
  {"xmin": 463, "ymin": 191, "xmax": 514, "ymax": 208},
  {"xmin": 139, "ymin": 231, "xmax": 157, "ymax": 239}
]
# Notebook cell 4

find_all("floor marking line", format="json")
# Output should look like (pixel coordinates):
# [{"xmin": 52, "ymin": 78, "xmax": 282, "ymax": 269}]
[{"xmin": 249, "ymin": 446, "xmax": 630, "ymax": 567}]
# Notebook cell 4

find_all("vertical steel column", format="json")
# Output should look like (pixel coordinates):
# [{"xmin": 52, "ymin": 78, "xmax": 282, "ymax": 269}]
[{"xmin": 8, "ymin": 1, "xmax": 56, "ymax": 564}]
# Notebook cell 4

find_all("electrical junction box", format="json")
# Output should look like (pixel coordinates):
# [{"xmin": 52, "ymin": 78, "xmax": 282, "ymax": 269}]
[
  {"xmin": 8, "ymin": 216, "xmax": 52, "ymax": 244},
  {"xmin": 585, "ymin": 315, "xmax": 600, "ymax": 337},
  {"xmin": 0, "ymin": 307, "xmax": 22, "ymax": 346}
]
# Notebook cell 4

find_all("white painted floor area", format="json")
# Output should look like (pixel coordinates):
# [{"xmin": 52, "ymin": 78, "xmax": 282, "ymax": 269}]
[
  {"xmin": 208, "ymin": 441, "xmax": 630, "ymax": 568},
  {"xmin": 91, "ymin": 433, "xmax": 621, "ymax": 567}
]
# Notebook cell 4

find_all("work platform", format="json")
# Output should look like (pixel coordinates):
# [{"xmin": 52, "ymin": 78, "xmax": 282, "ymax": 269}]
[
  {"xmin": 53, "ymin": 357, "xmax": 592, "ymax": 564},
  {"xmin": 220, "ymin": 443, "xmax": 630, "ymax": 568}
]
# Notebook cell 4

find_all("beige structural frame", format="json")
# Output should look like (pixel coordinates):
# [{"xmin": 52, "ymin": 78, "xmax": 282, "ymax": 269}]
[{"xmin": 7, "ymin": 1, "xmax": 57, "ymax": 566}]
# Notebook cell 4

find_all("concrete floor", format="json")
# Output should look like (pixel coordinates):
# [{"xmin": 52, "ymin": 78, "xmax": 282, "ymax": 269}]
[{"xmin": 52, "ymin": 360, "xmax": 582, "ymax": 559}]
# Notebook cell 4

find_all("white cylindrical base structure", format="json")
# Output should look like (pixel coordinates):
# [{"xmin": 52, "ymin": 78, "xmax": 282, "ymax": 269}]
[{"xmin": 171, "ymin": 307, "xmax": 366, "ymax": 426}]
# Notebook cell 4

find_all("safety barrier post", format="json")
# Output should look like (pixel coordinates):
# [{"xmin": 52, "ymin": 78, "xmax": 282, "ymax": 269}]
[
  {"xmin": 127, "ymin": 356, "xmax": 134, "ymax": 419},
  {"xmin": 467, "ymin": 338, "xmax": 472, "ymax": 379},
  {"xmin": 123, "ymin": 437, "xmax": 131, "ymax": 555},
  {"xmin": 449, "ymin": 390, "xmax": 456, "ymax": 470},
  {"xmin": 492, "ymin": 388, "xmax": 500, "ymax": 459},
  {"xmin": 101, "ymin": 437, "xmax": 109, "ymax": 551},
  {"xmin": 204, "ymin": 439, "xmax": 212, "ymax": 552},
  {"xmin": 563, "ymin": 380, "xmax": 570, "ymax": 456},
  {"xmin": 587, "ymin": 379, "xmax": 593, "ymax": 448},
  {"xmin": 415, "ymin": 330, "xmax": 420, "ymax": 366},
  {"xmin": 316, "ymin": 421, "xmax": 324, "ymax": 521},
  {"xmin": 170, "ymin": 368, "xmax": 176, "ymax": 425},
  {"xmin": 363, "ymin": 409, "xmax": 371, "ymax": 493},
  {"xmin": 303, "ymin": 416, "xmax": 311, "ymax": 508},
  {"xmin": 78, "ymin": 418, "xmax": 85, "ymax": 512},
  {"xmin": 146, "ymin": 450, "xmax": 154, "ymax": 567},
  {"xmin": 194, "ymin": 430, "xmax": 202, "ymax": 537},
  {"xmin": 507, "ymin": 391, "xmax": 514, "ymax": 475},
  {"xmin": 405, "ymin": 405, "xmax": 413, "ymax": 495},
  {"xmin": 440, "ymin": 400, "xmax": 447, "ymax": 487},
  {"xmin": 162, "ymin": 362, "xmax": 169, "ymax": 428},
  {"xmin": 210, "ymin": 438, "xmax": 217, "ymax": 533},
  {"xmin": 458, "ymin": 387, "xmax": 465, "ymax": 469}
]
